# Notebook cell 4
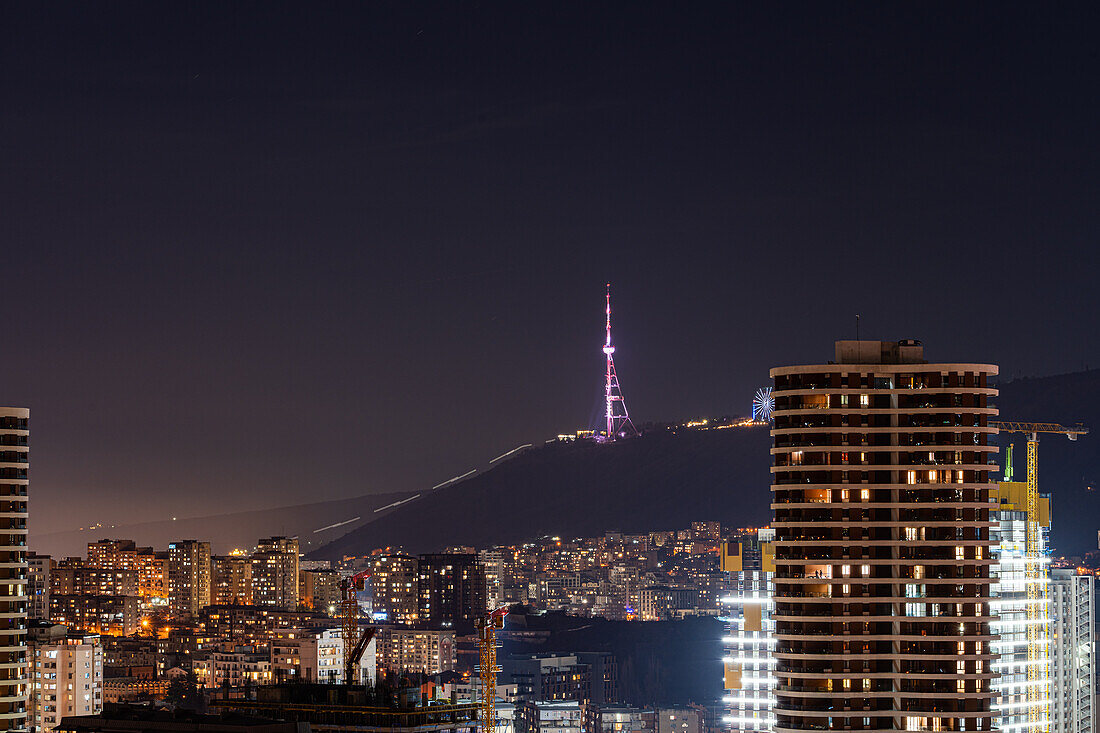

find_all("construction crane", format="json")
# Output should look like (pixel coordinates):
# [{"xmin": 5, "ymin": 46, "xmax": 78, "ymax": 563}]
[
  {"xmin": 340, "ymin": 570, "xmax": 376, "ymax": 685},
  {"xmin": 991, "ymin": 421, "xmax": 1088, "ymax": 733},
  {"xmin": 474, "ymin": 607, "xmax": 508, "ymax": 733}
]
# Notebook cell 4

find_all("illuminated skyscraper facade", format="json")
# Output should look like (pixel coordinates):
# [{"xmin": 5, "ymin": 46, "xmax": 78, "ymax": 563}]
[
  {"xmin": 771, "ymin": 341, "xmax": 998, "ymax": 733},
  {"xmin": 989, "ymin": 481, "xmax": 1052, "ymax": 733},
  {"xmin": 722, "ymin": 528, "xmax": 776, "ymax": 732}
]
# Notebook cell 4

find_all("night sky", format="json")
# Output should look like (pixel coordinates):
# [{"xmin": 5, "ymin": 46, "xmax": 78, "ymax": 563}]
[{"xmin": 4, "ymin": 3, "xmax": 1098, "ymax": 536}]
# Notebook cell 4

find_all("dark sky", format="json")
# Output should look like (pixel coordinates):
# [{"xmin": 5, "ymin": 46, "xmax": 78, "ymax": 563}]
[{"xmin": 3, "ymin": 3, "xmax": 1098, "ymax": 536}]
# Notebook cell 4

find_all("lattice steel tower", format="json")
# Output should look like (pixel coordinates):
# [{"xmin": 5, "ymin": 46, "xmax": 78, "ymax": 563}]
[{"xmin": 602, "ymin": 283, "xmax": 636, "ymax": 438}]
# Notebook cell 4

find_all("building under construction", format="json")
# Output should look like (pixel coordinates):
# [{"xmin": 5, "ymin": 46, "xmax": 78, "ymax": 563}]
[{"xmin": 213, "ymin": 684, "xmax": 480, "ymax": 733}]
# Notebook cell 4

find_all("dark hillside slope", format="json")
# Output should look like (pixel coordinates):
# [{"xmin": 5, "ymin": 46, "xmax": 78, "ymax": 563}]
[
  {"xmin": 311, "ymin": 426, "xmax": 773, "ymax": 559},
  {"xmin": 997, "ymin": 369, "xmax": 1100, "ymax": 556},
  {"xmin": 33, "ymin": 491, "xmax": 418, "ymax": 558},
  {"xmin": 310, "ymin": 369, "xmax": 1100, "ymax": 560}
]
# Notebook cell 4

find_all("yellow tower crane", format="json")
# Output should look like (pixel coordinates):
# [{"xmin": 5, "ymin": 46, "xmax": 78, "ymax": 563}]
[
  {"xmin": 475, "ymin": 607, "xmax": 508, "ymax": 733},
  {"xmin": 990, "ymin": 421, "xmax": 1088, "ymax": 733}
]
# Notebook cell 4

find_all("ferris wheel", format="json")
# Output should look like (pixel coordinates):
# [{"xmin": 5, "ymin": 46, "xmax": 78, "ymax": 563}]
[{"xmin": 752, "ymin": 387, "xmax": 774, "ymax": 422}]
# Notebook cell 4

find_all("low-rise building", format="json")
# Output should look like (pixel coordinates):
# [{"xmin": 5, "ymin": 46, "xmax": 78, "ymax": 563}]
[
  {"xmin": 655, "ymin": 708, "xmax": 703, "ymax": 733},
  {"xmin": 101, "ymin": 678, "xmax": 170, "ymax": 704},
  {"xmin": 376, "ymin": 626, "xmax": 456, "ymax": 675},
  {"xmin": 585, "ymin": 705, "xmax": 655, "ymax": 733},
  {"xmin": 191, "ymin": 650, "xmax": 272, "ymax": 689},
  {"xmin": 270, "ymin": 628, "xmax": 375, "ymax": 684},
  {"xmin": 516, "ymin": 701, "xmax": 584, "ymax": 733}
]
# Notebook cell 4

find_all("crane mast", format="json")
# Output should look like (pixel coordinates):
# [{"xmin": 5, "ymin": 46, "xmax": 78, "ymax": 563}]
[
  {"xmin": 340, "ymin": 570, "xmax": 374, "ymax": 684},
  {"xmin": 475, "ymin": 607, "xmax": 508, "ymax": 733},
  {"xmin": 990, "ymin": 421, "xmax": 1088, "ymax": 733}
]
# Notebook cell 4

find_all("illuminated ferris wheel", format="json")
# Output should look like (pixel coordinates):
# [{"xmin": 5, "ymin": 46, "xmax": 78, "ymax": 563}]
[{"xmin": 752, "ymin": 387, "xmax": 774, "ymax": 422}]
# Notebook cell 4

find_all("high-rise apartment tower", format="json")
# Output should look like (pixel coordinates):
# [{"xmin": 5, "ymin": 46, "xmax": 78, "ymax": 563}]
[
  {"xmin": 167, "ymin": 540, "xmax": 211, "ymax": 618},
  {"xmin": 0, "ymin": 408, "xmax": 28, "ymax": 731},
  {"xmin": 1051, "ymin": 569, "xmax": 1095, "ymax": 733},
  {"xmin": 770, "ymin": 341, "xmax": 997, "ymax": 733},
  {"xmin": 252, "ymin": 537, "xmax": 299, "ymax": 611}
]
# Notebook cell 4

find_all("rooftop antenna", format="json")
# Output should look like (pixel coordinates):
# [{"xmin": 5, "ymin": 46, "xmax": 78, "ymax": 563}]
[
  {"xmin": 603, "ymin": 283, "xmax": 636, "ymax": 439},
  {"xmin": 855, "ymin": 314, "xmax": 860, "ymax": 341}
]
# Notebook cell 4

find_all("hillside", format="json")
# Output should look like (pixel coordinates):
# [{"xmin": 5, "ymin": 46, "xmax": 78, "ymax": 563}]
[
  {"xmin": 310, "ymin": 369, "xmax": 1100, "ymax": 560},
  {"xmin": 33, "ymin": 491, "xmax": 418, "ymax": 558},
  {"xmin": 310, "ymin": 425, "xmax": 773, "ymax": 559}
]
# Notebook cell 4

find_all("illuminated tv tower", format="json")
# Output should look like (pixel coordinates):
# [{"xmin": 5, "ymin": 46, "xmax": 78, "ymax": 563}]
[{"xmin": 602, "ymin": 283, "xmax": 636, "ymax": 438}]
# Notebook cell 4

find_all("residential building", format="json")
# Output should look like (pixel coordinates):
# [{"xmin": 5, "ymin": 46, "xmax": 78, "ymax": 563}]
[
  {"xmin": 211, "ymin": 555, "xmax": 253, "ymax": 606},
  {"xmin": 770, "ymin": 341, "xmax": 998, "ymax": 732},
  {"xmin": 585, "ymin": 705, "xmax": 655, "ymax": 733},
  {"xmin": 86, "ymin": 541, "xmax": 165, "ymax": 604},
  {"xmin": 28, "ymin": 624, "xmax": 103, "ymax": 732},
  {"xmin": 370, "ymin": 554, "xmax": 419, "ymax": 625},
  {"xmin": 480, "ymin": 549, "xmax": 506, "ymax": 609},
  {"xmin": 0, "ymin": 407, "xmax": 29, "ymax": 731},
  {"xmin": 50, "ymin": 567, "xmax": 138, "ymax": 597},
  {"xmin": 655, "ymin": 708, "xmax": 703, "ymax": 733},
  {"xmin": 418, "ymin": 553, "xmax": 485, "ymax": 632},
  {"xmin": 191, "ymin": 650, "xmax": 271, "ymax": 689},
  {"xmin": 637, "ymin": 586, "xmax": 696, "ymax": 621},
  {"xmin": 28, "ymin": 553, "xmax": 52, "ymax": 620},
  {"xmin": 515, "ymin": 701, "xmax": 583, "ymax": 733},
  {"xmin": 252, "ymin": 537, "xmax": 299, "ymax": 611},
  {"xmin": 298, "ymin": 569, "xmax": 342, "ymax": 614},
  {"xmin": 1051, "ymin": 569, "xmax": 1095, "ymax": 733},
  {"xmin": 375, "ymin": 626, "xmax": 456, "ymax": 675},
  {"xmin": 502, "ymin": 655, "xmax": 592, "ymax": 703},
  {"xmin": 167, "ymin": 541, "xmax": 211, "ymax": 618},
  {"xmin": 48, "ymin": 596, "xmax": 140, "ymax": 636},
  {"xmin": 102, "ymin": 636, "xmax": 156, "ymax": 679},
  {"xmin": 691, "ymin": 522, "xmax": 721, "ymax": 541},
  {"xmin": 270, "ymin": 628, "xmax": 375, "ymax": 685},
  {"xmin": 101, "ymin": 678, "xmax": 169, "ymax": 704},
  {"xmin": 198, "ymin": 604, "xmax": 328, "ymax": 643}
]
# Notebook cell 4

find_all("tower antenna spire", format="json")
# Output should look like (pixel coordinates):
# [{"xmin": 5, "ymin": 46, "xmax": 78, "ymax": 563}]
[{"xmin": 602, "ymin": 283, "xmax": 636, "ymax": 439}]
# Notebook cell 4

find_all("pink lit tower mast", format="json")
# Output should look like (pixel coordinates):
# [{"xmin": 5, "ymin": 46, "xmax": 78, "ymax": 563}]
[{"xmin": 602, "ymin": 283, "xmax": 636, "ymax": 439}]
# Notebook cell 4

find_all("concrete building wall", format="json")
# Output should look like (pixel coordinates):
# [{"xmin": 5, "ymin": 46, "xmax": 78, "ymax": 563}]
[{"xmin": 1052, "ymin": 570, "xmax": 1095, "ymax": 733}]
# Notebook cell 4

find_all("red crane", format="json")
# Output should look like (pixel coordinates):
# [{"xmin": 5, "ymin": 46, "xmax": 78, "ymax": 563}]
[{"xmin": 340, "ymin": 570, "xmax": 376, "ymax": 684}]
